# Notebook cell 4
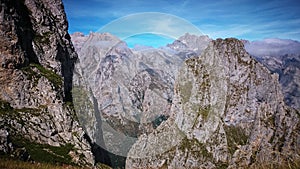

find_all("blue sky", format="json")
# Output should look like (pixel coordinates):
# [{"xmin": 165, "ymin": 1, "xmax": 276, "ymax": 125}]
[{"xmin": 63, "ymin": 0, "xmax": 300, "ymax": 47}]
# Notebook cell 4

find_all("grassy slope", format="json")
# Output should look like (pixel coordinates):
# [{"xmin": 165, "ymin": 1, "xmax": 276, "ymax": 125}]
[{"xmin": 0, "ymin": 158, "xmax": 112, "ymax": 169}]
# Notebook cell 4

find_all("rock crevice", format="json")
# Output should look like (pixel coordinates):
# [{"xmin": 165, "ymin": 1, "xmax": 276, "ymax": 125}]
[{"xmin": 0, "ymin": 0, "xmax": 94, "ymax": 166}]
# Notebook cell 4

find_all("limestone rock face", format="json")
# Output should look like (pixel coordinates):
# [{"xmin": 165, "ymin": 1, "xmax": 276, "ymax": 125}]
[
  {"xmin": 71, "ymin": 32, "xmax": 211, "ymax": 163},
  {"xmin": 72, "ymin": 33, "xmax": 182, "ymax": 159},
  {"xmin": 245, "ymin": 39, "xmax": 300, "ymax": 110},
  {"xmin": 126, "ymin": 38, "xmax": 300, "ymax": 168},
  {"xmin": 253, "ymin": 54, "xmax": 300, "ymax": 110},
  {"xmin": 0, "ymin": 0, "xmax": 94, "ymax": 165}
]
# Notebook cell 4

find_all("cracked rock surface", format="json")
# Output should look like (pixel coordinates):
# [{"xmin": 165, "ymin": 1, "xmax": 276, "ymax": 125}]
[
  {"xmin": 0, "ymin": 0, "xmax": 94, "ymax": 166},
  {"xmin": 126, "ymin": 38, "xmax": 300, "ymax": 168}
]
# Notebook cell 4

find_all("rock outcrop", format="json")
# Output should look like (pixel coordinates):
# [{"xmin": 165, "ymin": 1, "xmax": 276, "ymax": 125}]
[
  {"xmin": 72, "ymin": 32, "xmax": 182, "ymax": 157},
  {"xmin": 245, "ymin": 39, "xmax": 300, "ymax": 110},
  {"xmin": 71, "ymin": 32, "xmax": 211, "ymax": 167},
  {"xmin": 253, "ymin": 54, "xmax": 300, "ymax": 110},
  {"xmin": 126, "ymin": 38, "xmax": 300, "ymax": 168},
  {"xmin": 0, "ymin": 0, "xmax": 94, "ymax": 166}
]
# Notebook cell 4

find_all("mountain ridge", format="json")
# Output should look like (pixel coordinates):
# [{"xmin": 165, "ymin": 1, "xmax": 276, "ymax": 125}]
[
  {"xmin": 0, "ymin": 2, "xmax": 298, "ymax": 166},
  {"xmin": 71, "ymin": 32, "xmax": 300, "ymax": 168},
  {"xmin": 72, "ymin": 32, "xmax": 300, "ymax": 110},
  {"xmin": 126, "ymin": 38, "xmax": 300, "ymax": 168},
  {"xmin": 0, "ymin": 0, "xmax": 95, "ymax": 166}
]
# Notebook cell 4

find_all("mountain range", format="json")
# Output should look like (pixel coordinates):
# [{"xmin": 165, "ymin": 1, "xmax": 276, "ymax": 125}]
[
  {"xmin": 72, "ymin": 32, "xmax": 300, "ymax": 111},
  {"xmin": 0, "ymin": 0, "xmax": 299, "ymax": 168},
  {"xmin": 71, "ymin": 32, "xmax": 300, "ymax": 168}
]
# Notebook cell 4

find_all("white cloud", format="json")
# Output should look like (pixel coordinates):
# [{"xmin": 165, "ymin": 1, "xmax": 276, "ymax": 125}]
[
  {"xmin": 97, "ymin": 12, "xmax": 203, "ymax": 40},
  {"xmin": 245, "ymin": 38, "xmax": 300, "ymax": 57}
]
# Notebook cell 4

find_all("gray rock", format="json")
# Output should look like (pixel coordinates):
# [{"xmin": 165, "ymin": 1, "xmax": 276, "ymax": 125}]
[
  {"xmin": 0, "ymin": 0, "xmax": 94, "ymax": 166},
  {"xmin": 71, "ymin": 32, "xmax": 211, "ymax": 162},
  {"xmin": 245, "ymin": 39, "xmax": 300, "ymax": 109},
  {"xmin": 126, "ymin": 38, "xmax": 300, "ymax": 168},
  {"xmin": 253, "ymin": 54, "xmax": 300, "ymax": 110}
]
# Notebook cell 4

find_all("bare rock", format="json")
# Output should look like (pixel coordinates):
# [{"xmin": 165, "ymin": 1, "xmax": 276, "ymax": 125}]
[
  {"xmin": 0, "ymin": 0, "xmax": 94, "ymax": 166},
  {"xmin": 126, "ymin": 38, "xmax": 300, "ymax": 168}
]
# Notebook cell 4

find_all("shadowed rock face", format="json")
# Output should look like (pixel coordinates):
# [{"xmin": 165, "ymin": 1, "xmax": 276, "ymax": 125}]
[
  {"xmin": 72, "ymin": 33, "xmax": 184, "ymax": 157},
  {"xmin": 126, "ymin": 38, "xmax": 300, "ymax": 168},
  {"xmin": 72, "ymin": 32, "xmax": 300, "ymax": 168},
  {"xmin": 0, "ymin": 0, "xmax": 94, "ymax": 166},
  {"xmin": 252, "ymin": 54, "xmax": 300, "ymax": 110},
  {"xmin": 71, "ymin": 32, "xmax": 211, "ymax": 167},
  {"xmin": 245, "ymin": 39, "xmax": 300, "ymax": 110}
]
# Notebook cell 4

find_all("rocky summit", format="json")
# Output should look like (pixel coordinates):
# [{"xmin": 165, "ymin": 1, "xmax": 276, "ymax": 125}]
[
  {"xmin": 0, "ymin": 0, "xmax": 94, "ymax": 166},
  {"xmin": 126, "ymin": 38, "xmax": 300, "ymax": 168},
  {"xmin": 71, "ymin": 32, "xmax": 300, "ymax": 168},
  {"xmin": 71, "ymin": 32, "xmax": 211, "ymax": 167}
]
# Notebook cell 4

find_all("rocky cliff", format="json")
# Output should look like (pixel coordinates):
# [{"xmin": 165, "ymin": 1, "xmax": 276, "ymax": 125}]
[
  {"xmin": 245, "ymin": 39, "xmax": 300, "ymax": 110},
  {"xmin": 72, "ymin": 32, "xmax": 182, "ymax": 167},
  {"xmin": 71, "ymin": 32, "xmax": 211, "ymax": 167},
  {"xmin": 72, "ymin": 32, "xmax": 300, "ymax": 168},
  {"xmin": 0, "ymin": 0, "xmax": 94, "ymax": 166},
  {"xmin": 253, "ymin": 54, "xmax": 300, "ymax": 110},
  {"xmin": 126, "ymin": 38, "xmax": 300, "ymax": 168}
]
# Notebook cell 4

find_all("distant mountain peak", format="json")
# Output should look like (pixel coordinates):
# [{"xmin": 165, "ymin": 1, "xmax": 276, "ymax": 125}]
[
  {"xmin": 167, "ymin": 33, "xmax": 211, "ymax": 53},
  {"xmin": 71, "ymin": 32, "xmax": 85, "ymax": 37},
  {"xmin": 245, "ymin": 38, "xmax": 300, "ymax": 57},
  {"xmin": 178, "ymin": 32, "xmax": 210, "ymax": 41},
  {"xmin": 86, "ymin": 32, "xmax": 121, "ymax": 43}
]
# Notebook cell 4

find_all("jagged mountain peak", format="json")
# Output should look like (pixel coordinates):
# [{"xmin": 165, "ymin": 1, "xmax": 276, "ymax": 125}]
[
  {"xmin": 71, "ymin": 32, "xmax": 85, "ymax": 37},
  {"xmin": 71, "ymin": 32, "xmax": 122, "ymax": 53},
  {"xmin": 167, "ymin": 33, "xmax": 211, "ymax": 53},
  {"xmin": 214, "ymin": 38, "xmax": 246, "ymax": 51},
  {"xmin": 86, "ymin": 32, "xmax": 120, "ymax": 43},
  {"xmin": 126, "ymin": 38, "xmax": 300, "ymax": 168},
  {"xmin": 71, "ymin": 32, "xmax": 88, "ymax": 53},
  {"xmin": 178, "ymin": 32, "xmax": 210, "ymax": 42}
]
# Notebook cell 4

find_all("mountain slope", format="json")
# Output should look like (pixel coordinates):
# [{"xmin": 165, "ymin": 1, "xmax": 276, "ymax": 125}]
[
  {"xmin": 126, "ymin": 38, "xmax": 300, "ymax": 168},
  {"xmin": 73, "ymin": 32, "xmax": 184, "ymax": 156},
  {"xmin": 245, "ymin": 39, "xmax": 300, "ymax": 109},
  {"xmin": 71, "ymin": 32, "xmax": 212, "ymax": 168},
  {"xmin": 0, "ymin": 0, "xmax": 94, "ymax": 166}
]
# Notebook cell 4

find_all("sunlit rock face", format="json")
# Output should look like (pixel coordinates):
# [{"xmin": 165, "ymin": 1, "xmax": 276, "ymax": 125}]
[
  {"xmin": 71, "ymin": 32, "xmax": 211, "ymax": 159},
  {"xmin": 0, "ymin": 0, "xmax": 94, "ymax": 166},
  {"xmin": 126, "ymin": 38, "xmax": 300, "ymax": 169},
  {"xmin": 72, "ymin": 32, "xmax": 300, "ymax": 168}
]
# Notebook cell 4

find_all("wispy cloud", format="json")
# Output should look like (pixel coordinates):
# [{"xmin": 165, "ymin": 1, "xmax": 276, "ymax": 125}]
[
  {"xmin": 97, "ymin": 12, "xmax": 203, "ymax": 40},
  {"xmin": 245, "ymin": 38, "xmax": 300, "ymax": 56},
  {"xmin": 63, "ymin": 0, "xmax": 300, "ymax": 42}
]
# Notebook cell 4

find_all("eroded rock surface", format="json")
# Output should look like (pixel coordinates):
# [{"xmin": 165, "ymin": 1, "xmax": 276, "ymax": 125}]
[
  {"xmin": 71, "ymin": 32, "xmax": 211, "ymax": 161},
  {"xmin": 245, "ymin": 39, "xmax": 300, "ymax": 110},
  {"xmin": 0, "ymin": 0, "xmax": 94, "ymax": 166},
  {"xmin": 126, "ymin": 38, "xmax": 300, "ymax": 168}
]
